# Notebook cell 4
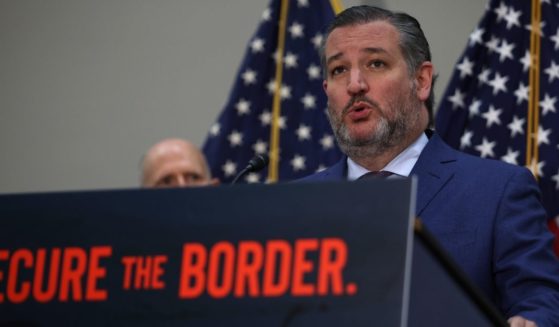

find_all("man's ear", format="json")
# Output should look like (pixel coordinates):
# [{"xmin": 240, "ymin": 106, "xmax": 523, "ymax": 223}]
[
  {"xmin": 415, "ymin": 62, "xmax": 433, "ymax": 102},
  {"xmin": 323, "ymin": 79, "xmax": 328, "ymax": 93}
]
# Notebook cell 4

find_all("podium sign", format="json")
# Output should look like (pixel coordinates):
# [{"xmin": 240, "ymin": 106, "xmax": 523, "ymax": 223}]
[{"xmin": 0, "ymin": 180, "xmax": 415, "ymax": 326}]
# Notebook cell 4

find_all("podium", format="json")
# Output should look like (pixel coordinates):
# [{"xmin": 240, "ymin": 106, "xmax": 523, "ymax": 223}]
[{"xmin": 0, "ymin": 180, "xmax": 506, "ymax": 326}]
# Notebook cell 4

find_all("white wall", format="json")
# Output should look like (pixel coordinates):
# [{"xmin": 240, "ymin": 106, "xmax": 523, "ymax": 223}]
[{"xmin": 0, "ymin": 0, "xmax": 486, "ymax": 193}]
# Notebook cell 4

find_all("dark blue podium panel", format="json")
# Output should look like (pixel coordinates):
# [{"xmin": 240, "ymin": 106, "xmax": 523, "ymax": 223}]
[{"xmin": 0, "ymin": 180, "xmax": 415, "ymax": 326}]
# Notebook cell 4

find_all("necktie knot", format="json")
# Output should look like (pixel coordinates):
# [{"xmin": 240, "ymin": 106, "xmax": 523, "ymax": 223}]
[{"xmin": 358, "ymin": 171, "xmax": 393, "ymax": 180}]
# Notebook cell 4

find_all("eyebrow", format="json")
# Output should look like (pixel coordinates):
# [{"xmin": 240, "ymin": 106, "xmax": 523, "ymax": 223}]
[{"xmin": 326, "ymin": 47, "xmax": 389, "ymax": 66}]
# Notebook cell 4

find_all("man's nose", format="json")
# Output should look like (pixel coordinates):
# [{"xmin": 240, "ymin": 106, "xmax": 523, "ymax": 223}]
[
  {"xmin": 347, "ymin": 69, "xmax": 368, "ymax": 95},
  {"xmin": 174, "ymin": 174, "xmax": 187, "ymax": 187}
]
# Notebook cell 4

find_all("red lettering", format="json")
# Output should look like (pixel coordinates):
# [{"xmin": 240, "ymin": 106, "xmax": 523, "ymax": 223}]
[
  {"xmin": 134, "ymin": 256, "xmax": 152, "ymax": 289},
  {"xmin": 234, "ymin": 241, "xmax": 263, "ymax": 297},
  {"xmin": 179, "ymin": 243, "xmax": 207, "ymax": 299},
  {"xmin": 291, "ymin": 239, "xmax": 318, "ymax": 296},
  {"xmin": 121, "ymin": 256, "xmax": 135, "ymax": 290},
  {"xmin": 317, "ymin": 238, "xmax": 347, "ymax": 295},
  {"xmin": 59, "ymin": 247, "xmax": 87, "ymax": 302},
  {"xmin": 176, "ymin": 238, "xmax": 351, "ymax": 299},
  {"xmin": 207, "ymin": 242, "xmax": 235, "ymax": 299},
  {"xmin": 85, "ymin": 246, "xmax": 111, "ymax": 301},
  {"xmin": 262, "ymin": 240, "xmax": 291, "ymax": 297},
  {"xmin": 151, "ymin": 255, "xmax": 167, "ymax": 290},
  {"xmin": 0, "ymin": 249, "xmax": 8, "ymax": 303},
  {"xmin": 33, "ymin": 248, "xmax": 61, "ymax": 302},
  {"xmin": 7, "ymin": 249, "xmax": 33, "ymax": 303}
]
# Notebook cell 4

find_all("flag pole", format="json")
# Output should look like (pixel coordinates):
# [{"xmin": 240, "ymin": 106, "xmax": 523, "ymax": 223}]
[
  {"xmin": 330, "ymin": 0, "xmax": 344, "ymax": 14},
  {"xmin": 526, "ymin": 0, "xmax": 541, "ymax": 178},
  {"xmin": 267, "ymin": 0, "xmax": 290, "ymax": 183}
]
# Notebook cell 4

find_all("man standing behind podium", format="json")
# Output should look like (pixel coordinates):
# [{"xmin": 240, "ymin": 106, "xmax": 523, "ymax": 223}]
[
  {"xmin": 298, "ymin": 6, "xmax": 559, "ymax": 326},
  {"xmin": 142, "ymin": 138, "xmax": 219, "ymax": 188}
]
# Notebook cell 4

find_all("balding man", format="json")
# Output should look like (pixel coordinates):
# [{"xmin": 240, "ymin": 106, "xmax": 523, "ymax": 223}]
[{"xmin": 141, "ymin": 138, "xmax": 219, "ymax": 188}]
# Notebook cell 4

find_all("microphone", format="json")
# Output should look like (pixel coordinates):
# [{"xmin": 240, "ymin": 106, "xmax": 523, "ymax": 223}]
[{"xmin": 231, "ymin": 154, "xmax": 269, "ymax": 185}]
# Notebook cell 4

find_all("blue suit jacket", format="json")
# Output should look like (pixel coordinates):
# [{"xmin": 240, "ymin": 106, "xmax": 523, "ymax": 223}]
[{"xmin": 298, "ymin": 133, "xmax": 559, "ymax": 326}]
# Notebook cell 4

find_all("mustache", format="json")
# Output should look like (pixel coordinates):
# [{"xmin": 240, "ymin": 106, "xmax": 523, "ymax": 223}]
[{"xmin": 341, "ymin": 95, "xmax": 380, "ymax": 116}]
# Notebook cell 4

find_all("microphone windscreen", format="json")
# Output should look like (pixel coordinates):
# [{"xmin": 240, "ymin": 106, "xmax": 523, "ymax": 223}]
[{"xmin": 247, "ymin": 154, "xmax": 269, "ymax": 172}]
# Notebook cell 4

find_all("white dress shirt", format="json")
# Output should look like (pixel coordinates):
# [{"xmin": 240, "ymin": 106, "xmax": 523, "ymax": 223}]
[{"xmin": 346, "ymin": 133, "xmax": 429, "ymax": 180}]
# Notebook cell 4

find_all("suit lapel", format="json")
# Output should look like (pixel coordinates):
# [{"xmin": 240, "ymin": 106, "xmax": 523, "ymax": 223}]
[
  {"xmin": 320, "ymin": 157, "xmax": 347, "ymax": 180},
  {"xmin": 410, "ymin": 134, "xmax": 458, "ymax": 216}
]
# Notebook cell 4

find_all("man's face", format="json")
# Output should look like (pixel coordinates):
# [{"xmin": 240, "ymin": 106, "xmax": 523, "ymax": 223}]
[
  {"xmin": 323, "ymin": 21, "xmax": 425, "ymax": 154},
  {"xmin": 143, "ymin": 141, "xmax": 214, "ymax": 188}
]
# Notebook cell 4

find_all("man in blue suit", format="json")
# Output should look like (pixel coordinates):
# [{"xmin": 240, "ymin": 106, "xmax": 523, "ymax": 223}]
[{"xmin": 299, "ymin": 6, "xmax": 559, "ymax": 326}]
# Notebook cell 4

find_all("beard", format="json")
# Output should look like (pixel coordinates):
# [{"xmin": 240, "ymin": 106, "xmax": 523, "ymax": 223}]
[{"xmin": 326, "ymin": 88, "xmax": 421, "ymax": 161}]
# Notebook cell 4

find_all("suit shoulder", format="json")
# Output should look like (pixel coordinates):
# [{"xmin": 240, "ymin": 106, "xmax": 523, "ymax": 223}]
[{"xmin": 452, "ymin": 147, "xmax": 532, "ymax": 178}]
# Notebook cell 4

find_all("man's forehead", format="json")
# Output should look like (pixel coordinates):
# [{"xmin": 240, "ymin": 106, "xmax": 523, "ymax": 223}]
[{"xmin": 325, "ymin": 20, "xmax": 399, "ymax": 51}]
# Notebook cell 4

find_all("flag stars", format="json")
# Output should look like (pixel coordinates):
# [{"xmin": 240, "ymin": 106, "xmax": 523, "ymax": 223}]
[
  {"xmin": 494, "ymin": 2, "xmax": 508, "ymax": 22},
  {"xmin": 278, "ymin": 116, "xmax": 287, "ymax": 129},
  {"xmin": 514, "ymin": 82, "xmax": 529, "ymax": 104},
  {"xmin": 280, "ymin": 84, "xmax": 292, "ymax": 100},
  {"xmin": 289, "ymin": 22, "xmax": 304, "ymax": 39},
  {"xmin": 261, "ymin": 8, "xmax": 272, "ymax": 21},
  {"xmin": 448, "ymin": 89, "xmax": 465, "ymax": 109},
  {"xmin": 252, "ymin": 140, "xmax": 268, "ymax": 155},
  {"xmin": 520, "ymin": 51, "xmax": 531, "ymax": 72},
  {"xmin": 544, "ymin": 61, "xmax": 559, "ymax": 83},
  {"xmin": 284, "ymin": 52, "xmax": 298, "ymax": 68},
  {"xmin": 272, "ymin": 49, "xmax": 281, "ymax": 63},
  {"xmin": 290, "ymin": 154, "xmax": 306, "ymax": 171},
  {"xmin": 478, "ymin": 68, "xmax": 491, "ymax": 85},
  {"xmin": 475, "ymin": 137, "xmax": 496, "ymax": 158},
  {"xmin": 295, "ymin": 124, "xmax": 312, "ymax": 141},
  {"xmin": 266, "ymin": 79, "xmax": 277, "ymax": 94},
  {"xmin": 527, "ymin": 159, "xmax": 545, "ymax": 177},
  {"xmin": 460, "ymin": 130, "xmax": 473, "ymax": 149},
  {"xmin": 525, "ymin": 21, "xmax": 545, "ymax": 36},
  {"xmin": 551, "ymin": 28, "xmax": 559, "ymax": 50},
  {"xmin": 228, "ymin": 130, "xmax": 243, "ymax": 147},
  {"xmin": 468, "ymin": 99, "xmax": 482, "ymax": 118},
  {"xmin": 501, "ymin": 148, "xmax": 520, "ymax": 165},
  {"xmin": 537, "ymin": 125, "xmax": 552, "ymax": 146},
  {"xmin": 482, "ymin": 105, "xmax": 503, "ymax": 128},
  {"xmin": 503, "ymin": 7, "xmax": 522, "ymax": 29},
  {"xmin": 307, "ymin": 64, "xmax": 321, "ymax": 80},
  {"xmin": 552, "ymin": 169, "xmax": 559, "ymax": 189},
  {"xmin": 457, "ymin": 57, "xmax": 474, "ymax": 78},
  {"xmin": 209, "ymin": 123, "xmax": 221, "ymax": 137},
  {"xmin": 485, "ymin": 35, "xmax": 500, "ymax": 53},
  {"xmin": 266, "ymin": 80, "xmax": 291, "ymax": 99},
  {"xmin": 320, "ymin": 134, "xmax": 335, "ymax": 150},
  {"xmin": 301, "ymin": 93, "xmax": 316, "ymax": 109},
  {"xmin": 496, "ymin": 39, "xmax": 515, "ymax": 62},
  {"xmin": 241, "ymin": 69, "xmax": 257, "ymax": 85},
  {"xmin": 469, "ymin": 27, "xmax": 485, "ymax": 46},
  {"xmin": 297, "ymin": 0, "xmax": 309, "ymax": 7},
  {"xmin": 488, "ymin": 72, "xmax": 509, "ymax": 95},
  {"xmin": 235, "ymin": 99, "xmax": 251, "ymax": 115},
  {"xmin": 245, "ymin": 173, "xmax": 260, "ymax": 184},
  {"xmin": 222, "ymin": 160, "xmax": 237, "ymax": 177},
  {"xmin": 311, "ymin": 33, "xmax": 323, "ymax": 49},
  {"xmin": 259, "ymin": 110, "xmax": 271, "ymax": 126},
  {"xmin": 250, "ymin": 38, "xmax": 265, "ymax": 53},
  {"xmin": 540, "ymin": 93, "xmax": 557, "ymax": 116},
  {"xmin": 507, "ymin": 116, "xmax": 525, "ymax": 137}
]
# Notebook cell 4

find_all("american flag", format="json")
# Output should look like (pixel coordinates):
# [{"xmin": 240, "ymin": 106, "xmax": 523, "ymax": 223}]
[
  {"xmin": 435, "ymin": 0, "xmax": 559, "ymax": 250},
  {"xmin": 202, "ymin": 0, "xmax": 343, "ymax": 184}
]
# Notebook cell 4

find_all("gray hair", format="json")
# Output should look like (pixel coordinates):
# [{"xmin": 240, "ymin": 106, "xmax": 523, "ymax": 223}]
[{"xmin": 319, "ymin": 6, "xmax": 436, "ymax": 124}]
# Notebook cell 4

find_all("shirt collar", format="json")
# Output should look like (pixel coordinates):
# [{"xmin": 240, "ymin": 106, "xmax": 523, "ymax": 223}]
[{"xmin": 346, "ymin": 133, "xmax": 429, "ymax": 180}]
